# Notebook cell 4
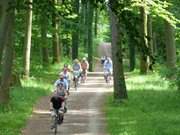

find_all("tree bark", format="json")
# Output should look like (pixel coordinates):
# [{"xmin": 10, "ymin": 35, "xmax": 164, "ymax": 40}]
[
  {"xmin": 72, "ymin": 0, "xmax": 80, "ymax": 60},
  {"xmin": 83, "ymin": 1, "xmax": 88, "ymax": 52},
  {"xmin": 165, "ymin": 21, "xmax": 176, "ymax": 69},
  {"xmin": 147, "ymin": 15, "xmax": 153, "ymax": 55},
  {"xmin": 109, "ymin": 0, "xmax": 128, "ymax": 100},
  {"xmin": 0, "ymin": 0, "xmax": 15, "ymax": 104},
  {"xmin": 52, "ymin": 0, "xmax": 60, "ymax": 64},
  {"xmin": 128, "ymin": 38, "xmax": 136, "ymax": 71},
  {"xmin": 40, "ymin": 14, "xmax": 49, "ymax": 66},
  {"xmin": 94, "ymin": 6, "xmax": 98, "ymax": 38},
  {"xmin": 87, "ymin": 0, "xmax": 94, "ymax": 71},
  {"xmin": 139, "ymin": 6, "xmax": 148, "ymax": 74},
  {"xmin": 147, "ymin": 15, "xmax": 154, "ymax": 71},
  {"xmin": 23, "ymin": 0, "xmax": 33, "ymax": 79},
  {"xmin": 0, "ymin": 1, "xmax": 9, "ymax": 65}
]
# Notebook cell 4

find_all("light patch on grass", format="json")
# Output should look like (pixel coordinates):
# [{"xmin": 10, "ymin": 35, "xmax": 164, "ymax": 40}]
[{"xmin": 106, "ymin": 72, "xmax": 180, "ymax": 135}]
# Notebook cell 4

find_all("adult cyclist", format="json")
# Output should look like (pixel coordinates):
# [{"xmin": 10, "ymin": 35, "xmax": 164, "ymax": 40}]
[
  {"xmin": 103, "ymin": 57, "xmax": 113, "ymax": 81},
  {"xmin": 72, "ymin": 59, "xmax": 82, "ymax": 83},
  {"xmin": 81, "ymin": 57, "xmax": 89, "ymax": 82}
]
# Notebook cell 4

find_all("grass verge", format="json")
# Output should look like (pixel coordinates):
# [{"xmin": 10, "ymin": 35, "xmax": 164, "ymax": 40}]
[
  {"xmin": 106, "ymin": 71, "xmax": 180, "ymax": 135},
  {"xmin": 0, "ymin": 61, "xmax": 69, "ymax": 135}
]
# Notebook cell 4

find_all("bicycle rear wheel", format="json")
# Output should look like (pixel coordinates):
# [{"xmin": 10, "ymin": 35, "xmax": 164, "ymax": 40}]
[{"xmin": 54, "ymin": 116, "xmax": 58, "ymax": 135}]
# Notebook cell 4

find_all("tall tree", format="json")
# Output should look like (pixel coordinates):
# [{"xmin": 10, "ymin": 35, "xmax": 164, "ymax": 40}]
[
  {"xmin": 23, "ymin": 0, "xmax": 33, "ymax": 79},
  {"xmin": 52, "ymin": 0, "xmax": 60, "ymax": 63},
  {"xmin": 0, "ymin": 0, "xmax": 15, "ymax": 104},
  {"xmin": 109, "ymin": 0, "xmax": 128, "ymax": 100},
  {"xmin": 72, "ymin": 0, "xmax": 80, "ymax": 60},
  {"xmin": 87, "ymin": 0, "xmax": 94, "ymax": 71},
  {"xmin": 0, "ymin": 1, "xmax": 10, "ymax": 65},
  {"xmin": 165, "ymin": 21, "xmax": 176, "ymax": 70},
  {"xmin": 147, "ymin": 15, "xmax": 154, "ymax": 71},
  {"xmin": 94, "ymin": 5, "xmax": 98, "ymax": 38},
  {"xmin": 40, "ymin": 12, "xmax": 49, "ymax": 66},
  {"xmin": 128, "ymin": 36, "xmax": 136, "ymax": 71},
  {"xmin": 139, "ymin": 5, "xmax": 148, "ymax": 74},
  {"xmin": 83, "ymin": 1, "xmax": 88, "ymax": 52}
]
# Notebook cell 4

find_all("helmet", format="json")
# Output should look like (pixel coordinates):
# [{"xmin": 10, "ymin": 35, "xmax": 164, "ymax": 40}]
[{"xmin": 74, "ymin": 59, "xmax": 79, "ymax": 63}]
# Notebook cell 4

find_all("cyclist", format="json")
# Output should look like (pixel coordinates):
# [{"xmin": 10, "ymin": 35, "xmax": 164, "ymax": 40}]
[
  {"xmin": 103, "ymin": 57, "xmax": 113, "ymax": 81},
  {"xmin": 54, "ymin": 73, "xmax": 69, "ymax": 111},
  {"xmin": 62, "ymin": 64, "xmax": 71, "ymax": 72},
  {"xmin": 50, "ymin": 91, "xmax": 65, "ymax": 128},
  {"xmin": 61, "ymin": 69, "xmax": 71, "ymax": 94},
  {"xmin": 81, "ymin": 57, "xmax": 89, "ymax": 82},
  {"xmin": 72, "ymin": 59, "xmax": 82, "ymax": 83}
]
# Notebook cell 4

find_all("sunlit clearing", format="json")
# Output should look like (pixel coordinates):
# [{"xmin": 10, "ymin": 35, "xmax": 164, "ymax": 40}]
[
  {"xmin": 68, "ymin": 109, "xmax": 100, "ymax": 115},
  {"xmin": 126, "ymin": 73, "xmax": 170, "ymax": 91},
  {"xmin": 33, "ymin": 109, "xmax": 50, "ymax": 114}
]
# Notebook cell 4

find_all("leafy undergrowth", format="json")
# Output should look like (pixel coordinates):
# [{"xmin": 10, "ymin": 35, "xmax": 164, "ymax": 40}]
[
  {"xmin": 106, "ymin": 71, "xmax": 180, "ymax": 135},
  {"xmin": 0, "ymin": 61, "xmax": 69, "ymax": 135}
]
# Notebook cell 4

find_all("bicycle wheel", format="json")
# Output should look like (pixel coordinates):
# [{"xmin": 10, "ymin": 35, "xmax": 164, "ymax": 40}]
[
  {"xmin": 54, "ymin": 116, "xmax": 58, "ymax": 135},
  {"xmin": 74, "ymin": 78, "xmax": 78, "ymax": 90}
]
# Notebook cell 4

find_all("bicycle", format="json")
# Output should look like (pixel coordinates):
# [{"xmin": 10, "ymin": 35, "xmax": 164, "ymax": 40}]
[
  {"xmin": 81, "ymin": 69, "xmax": 87, "ymax": 83},
  {"xmin": 51, "ymin": 109, "xmax": 64, "ymax": 135},
  {"xmin": 104, "ymin": 70, "xmax": 111, "ymax": 84},
  {"xmin": 73, "ymin": 71, "xmax": 80, "ymax": 90}
]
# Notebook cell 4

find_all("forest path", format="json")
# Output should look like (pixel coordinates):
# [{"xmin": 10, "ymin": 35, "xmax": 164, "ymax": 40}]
[{"xmin": 22, "ymin": 60, "xmax": 113, "ymax": 135}]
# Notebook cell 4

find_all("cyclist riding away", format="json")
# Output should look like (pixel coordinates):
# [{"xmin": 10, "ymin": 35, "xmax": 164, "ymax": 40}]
[
  {"xmin": 61, "ymin": 69, "xmax": 71, "ymax": 95},
  {"xmin": 72, "ymin": 59, "xmax": 82, "ymax": 83},
  {"xmin": 103, "ymin": 57, "xmax": 113, "ymax": 81},
  {"xmin": 81, "ymin": 57, "xmax": 89, "ymax": 82}
]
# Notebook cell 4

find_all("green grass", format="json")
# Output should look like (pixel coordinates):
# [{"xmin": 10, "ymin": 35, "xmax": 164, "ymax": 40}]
[
  {"xmin": 106, "ymin": 71, "xmax": 180, "ymax": 135},
  {"xmin": 0, "ymin": 60, "xmax": 69, "ymax": 135}
]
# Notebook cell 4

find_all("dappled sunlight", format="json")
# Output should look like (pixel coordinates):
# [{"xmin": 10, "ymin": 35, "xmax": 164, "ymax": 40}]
[
  {"xmin": 68, "ymin": 109, "xmax": 101, "ymax": 115},
  {"xmin": 33, "ymin": 109, "xmax": 50, "ymax": 115},
  {"xmin": 126, "ymin": 73, "xmax": 171, "ymax": 91},
  {"xmin": 70, "ymin": 87, "xmax": 113, "ymax": 93}
]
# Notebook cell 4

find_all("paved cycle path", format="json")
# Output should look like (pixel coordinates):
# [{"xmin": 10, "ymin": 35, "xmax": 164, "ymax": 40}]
[{"xmin": 22, "ymin": 71, "xmax": 113, "ymax": 135}]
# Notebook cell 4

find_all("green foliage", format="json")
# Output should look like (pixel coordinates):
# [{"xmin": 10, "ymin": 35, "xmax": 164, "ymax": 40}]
[
  {"xmin": 130, "ymin": 0, "xmax": 180, "ymax": 27},
  {"xmin": 106, "ymin": 72, "xmax": 180, "ymax": 135},
  {"xmin": 0, "ymin": 59, "xmax": 69, "ymax": 135},
  {"xmin": 157, "ymin": 65, "xmax": 180, "ymax": 90}
]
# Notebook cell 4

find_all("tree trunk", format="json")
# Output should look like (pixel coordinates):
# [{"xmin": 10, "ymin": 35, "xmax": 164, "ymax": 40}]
[
  {"xmin": 87, "ymin": 0, "xmax": 94, "ymax": 71},
  {"xmin": 128, "ymin": 38, "xmax": 136, "ymax": 71},
  {"xmin": 147, "ymin": 15, "xmax": 155, "ymax": 71},
  {"xmin": 147, "ymin": 15, "xmax": 153, "ymax": 55},
  {"xmin": 165, "ymin": 21, "xmax": 176, "ymax": 69},
  {"xmin": 94, "ymin": 6, "xmax": 98, "ymax": 38},
  {"xmin": 0, "ymin": 0, "xmax": 15, "ymax": 104},
  {"xmin": 40, "ymin": 14, "xmax": 49, "ymax": 66},
  {"xmin": 23, "ymin": 0, "xmax": 33, "ymax": 79},
  {"xmin": 109, "ymin": 0, "xmax": 128, "ymax": 100},
  {"xmin": 83, "ymin": 2, "xmax": 88, "ymax": 52},
  {"xmin": 52, "ymin": 0, "xmax": 60, "ymax": 64},
  {"xmin": 72, "ymin": 0, "xmax": 80, "ymax": 60},
  {"xmin": 139, "ymin": 6, "xmax": 148, "ymax": 74},
  {"xmin": 153, "ymin": 32, "xmax": 157, "ymax": 55},
  {"xmin": 0, "ymin": 1, "xmax": 9, "ymax": 65}
]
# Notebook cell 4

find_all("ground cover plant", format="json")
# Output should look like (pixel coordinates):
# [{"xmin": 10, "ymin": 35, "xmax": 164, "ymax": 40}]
[{"xmin": 106, "ymin": 71, "xmax": 180, "ymax": 135}]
